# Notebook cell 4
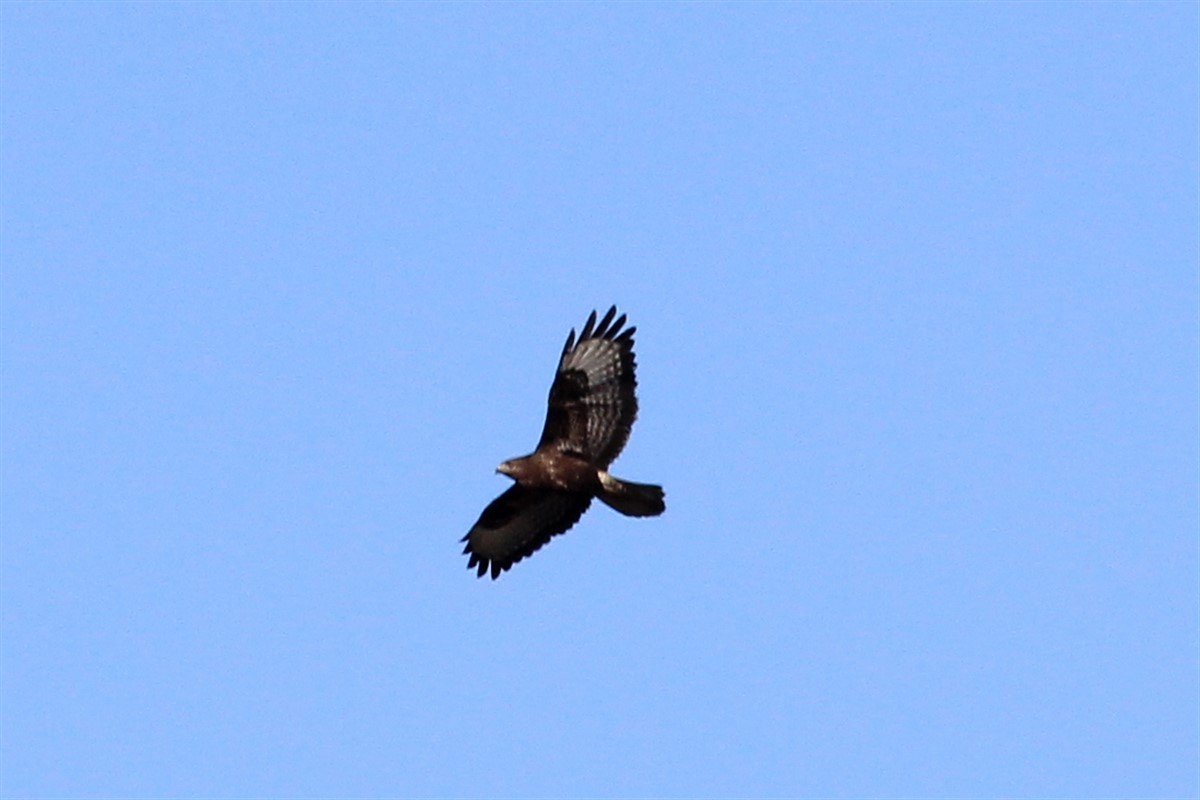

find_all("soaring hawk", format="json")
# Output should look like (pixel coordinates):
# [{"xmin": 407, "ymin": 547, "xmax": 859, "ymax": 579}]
[{"xmin": 462, "ymin": 306, "xmax": 665, "ymax": 579}]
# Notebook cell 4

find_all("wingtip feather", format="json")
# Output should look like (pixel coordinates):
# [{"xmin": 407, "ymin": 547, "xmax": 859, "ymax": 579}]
[
  {"xmin": 595, "ymin": 306, "xmax": 617, "ymax": 338},
  {"xmin": 579, "ymin": 310, "xmax": 598, "ymax": 340},
  {"xmin": 609, "ymin": 313, "xmax": 627, "ymax": 338}
]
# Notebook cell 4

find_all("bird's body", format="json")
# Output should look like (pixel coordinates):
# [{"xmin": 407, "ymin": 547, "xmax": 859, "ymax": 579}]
[
  {"xmin": 462, "ymin": 306, "xmax": 665, "ymax": 579},
  {"xmin": 498, "ymin": 451, "xmax": 599, "ymax": 491}
]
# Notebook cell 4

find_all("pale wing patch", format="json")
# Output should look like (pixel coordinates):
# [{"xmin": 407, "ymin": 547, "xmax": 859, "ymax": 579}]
[{"xmin": 558, "ymin": 338, "xmax": 635, "ymax": 462}]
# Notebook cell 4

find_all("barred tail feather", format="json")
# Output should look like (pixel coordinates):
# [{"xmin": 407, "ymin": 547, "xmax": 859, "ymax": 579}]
[{"xmin": 597, "ymin": 473, "xmax": 666, "ymax": 517}]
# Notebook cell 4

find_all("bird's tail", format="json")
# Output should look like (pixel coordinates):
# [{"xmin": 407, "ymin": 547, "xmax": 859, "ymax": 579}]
[{"xmin": 597, "ymin": 472, "xmax": 666, "ymax": 517}]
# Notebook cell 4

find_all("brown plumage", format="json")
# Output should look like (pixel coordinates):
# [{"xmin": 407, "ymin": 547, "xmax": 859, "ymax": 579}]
[{"xmin": 462, "ymin": 306, "xmax": 665, "ymax": 579}]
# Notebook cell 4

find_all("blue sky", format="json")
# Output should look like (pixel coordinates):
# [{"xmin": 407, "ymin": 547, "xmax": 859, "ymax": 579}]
[{"xmin": 2, "ymin": 3, "xmax": 1196, "ymax": 798}]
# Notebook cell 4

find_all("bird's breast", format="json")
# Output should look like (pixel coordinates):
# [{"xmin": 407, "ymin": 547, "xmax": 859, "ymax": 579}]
[{"xmin": 521, "ymin": 451, "xmax": 598, "ymax": 492}]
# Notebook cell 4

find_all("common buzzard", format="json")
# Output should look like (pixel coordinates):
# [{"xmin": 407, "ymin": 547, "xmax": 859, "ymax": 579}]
[{"xmin": 462, "ymin": 306, "xmax": 665, "ymax": 578}]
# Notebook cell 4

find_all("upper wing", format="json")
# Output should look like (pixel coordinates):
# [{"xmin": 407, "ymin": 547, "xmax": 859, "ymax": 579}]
[
  {"xmin": 536, "ymin": 306, "xmax": 639, "ymax": 467},
  {"xmin": 461, "ymin": 484, "xmax": 593, "ymax": 579}
]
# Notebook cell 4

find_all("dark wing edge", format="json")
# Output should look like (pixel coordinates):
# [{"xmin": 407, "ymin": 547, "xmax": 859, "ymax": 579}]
[{"xmin": 461, "ymin": 484, "xmax": 592, "ymax": 579}]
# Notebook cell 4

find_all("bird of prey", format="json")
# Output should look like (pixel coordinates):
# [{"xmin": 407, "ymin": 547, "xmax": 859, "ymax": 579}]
[{"xmin": 462, "ymin": 306, "xmax": 665, "ymax": 579}]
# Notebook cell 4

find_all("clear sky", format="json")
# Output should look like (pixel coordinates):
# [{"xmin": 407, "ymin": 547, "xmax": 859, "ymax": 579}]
[{"xmin": 2, "ymin": 3, "xmax": 1196, "ymax": 798}]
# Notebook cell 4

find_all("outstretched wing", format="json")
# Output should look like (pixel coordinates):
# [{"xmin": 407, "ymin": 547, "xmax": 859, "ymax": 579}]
[
  {"xmin": 536, "ymin": 306, "xmax": 639, "ymax": 467},
  {"xmin": 461, "ymin": 485, "xmax": 593, "ymax": 579}
]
